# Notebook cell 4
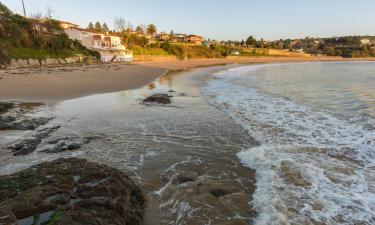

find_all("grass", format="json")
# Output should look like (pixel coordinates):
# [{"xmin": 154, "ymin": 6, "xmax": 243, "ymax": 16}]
[{"xmin": 132, "ymin": 45, "xmax": 169, "ymax": 55}]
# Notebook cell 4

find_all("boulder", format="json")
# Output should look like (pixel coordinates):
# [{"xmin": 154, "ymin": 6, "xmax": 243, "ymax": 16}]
[
  {"xmin": 8, "ymin": 126, "xmax": 60, "ymax": 155},
  {"xmin": 0, "ymin": 158, "xmax": 145, "ymax": 225},
  {"xmin": 143, "ymin": 94, "xmax": 171, "ymax": 105}
]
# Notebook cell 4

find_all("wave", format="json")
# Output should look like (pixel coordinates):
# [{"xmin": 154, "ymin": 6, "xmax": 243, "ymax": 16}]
[{"xmin": 202, "ymin": 64, "xmax": 375, "ymax": 225}]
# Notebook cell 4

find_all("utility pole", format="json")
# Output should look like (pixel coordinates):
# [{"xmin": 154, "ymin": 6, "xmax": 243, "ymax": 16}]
[{"xmin": 21, "ymin": 0, "xmax": 27, "ymax": 18}]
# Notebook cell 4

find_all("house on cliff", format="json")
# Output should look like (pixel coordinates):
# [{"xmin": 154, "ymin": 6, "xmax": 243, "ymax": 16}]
[{"xmin": 65, "ymin": 27, "xmax": 133, "ymax": 62}]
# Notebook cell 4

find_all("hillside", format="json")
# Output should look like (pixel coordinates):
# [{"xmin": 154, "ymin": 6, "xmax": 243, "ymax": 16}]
[{"xmin": 0, "ymin": 2, "xmax": 99, "ymax": 66}]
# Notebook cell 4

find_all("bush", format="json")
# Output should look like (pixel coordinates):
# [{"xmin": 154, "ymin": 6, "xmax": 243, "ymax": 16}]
[{"xmin": 161, "ymin": 43, "xmax": 223, "ymax": 59}]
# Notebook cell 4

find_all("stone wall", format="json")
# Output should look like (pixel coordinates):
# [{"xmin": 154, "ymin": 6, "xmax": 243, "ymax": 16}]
[{"xmin": 6, "ymin": 56, "xmax": 87, "ymax": 69}]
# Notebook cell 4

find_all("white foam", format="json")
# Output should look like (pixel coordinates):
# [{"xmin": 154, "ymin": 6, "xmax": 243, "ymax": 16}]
[{"xmin": 203, "ymin": 64, "xmax": 375, "ymax": 225}]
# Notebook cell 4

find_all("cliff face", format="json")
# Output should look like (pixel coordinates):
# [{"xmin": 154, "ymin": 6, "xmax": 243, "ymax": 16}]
[{"xmin": 0, "ymin": 158, "xmax": 145, "ymax": 225}]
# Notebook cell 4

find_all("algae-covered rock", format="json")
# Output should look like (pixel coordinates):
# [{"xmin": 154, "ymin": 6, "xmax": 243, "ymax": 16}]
[
  {"xmin": 0, "ymin": 102, "xmax": 14, "ymax": 113},
  {"xmin": 0, "ymin": 158, "xmax": 145, "ymax": 225},
  {"xmin": 143, "ymin": 94, "xmax": 171, "ymax": 105}
]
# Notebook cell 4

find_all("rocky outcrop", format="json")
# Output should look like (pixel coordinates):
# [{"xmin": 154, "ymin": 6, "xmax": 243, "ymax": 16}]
[
  {"xmin": 0, "ymin": 115, "xmax": 51, "ymax": 130},
  {"xmin": 0, "ymin": 158, "xmax": 145, "ymax": 225},
  {"xmin": 8, "ymin": 126, "xmax": 60, "ymax": 155},
  {"xmin": 143, "ymin": 94, "xmax": 171, "ymax": 105},
  {"xmin": 39, "ymin": 136, "xmax": 96, "ymax": 153},
  {"xmin": 0, "ymin": 102, "xmax": 14, "ymax": 113}
]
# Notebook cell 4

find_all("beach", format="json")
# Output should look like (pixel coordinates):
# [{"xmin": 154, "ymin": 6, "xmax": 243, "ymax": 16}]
[
  {"xmin": 0, "ymin": 64, "xmax": 259, "ymax": 224},
  {"xmin": 0, "ymin": 58, "xmax": 374, "ymax": 225},
  {"xmin": 0, "ymin": 63, "xmax": 166, "ymax": 102},
  {"xmin": 1, "ymin": 56, "xmax": 375, "ymax": 102}
]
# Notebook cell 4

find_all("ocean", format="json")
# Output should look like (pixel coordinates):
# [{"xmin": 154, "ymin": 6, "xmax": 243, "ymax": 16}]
[{"xmin": 203, "ymin": 62, "xmax": 375, "ymax": 225}]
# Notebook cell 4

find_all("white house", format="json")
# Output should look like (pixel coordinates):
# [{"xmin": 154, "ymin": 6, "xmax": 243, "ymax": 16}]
[
  {"xmin": 65, "ymin": 27, "xmax": 133, "ymax": 62},
  {"xmin": 360, "ymin": 39, "xmax": 370, "ymax": 45}
]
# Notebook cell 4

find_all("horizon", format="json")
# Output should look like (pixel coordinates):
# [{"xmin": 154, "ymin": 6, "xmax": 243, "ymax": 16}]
[{"xmin": 2, "ymin": 0, "xmax": 375, "ymax": 41}]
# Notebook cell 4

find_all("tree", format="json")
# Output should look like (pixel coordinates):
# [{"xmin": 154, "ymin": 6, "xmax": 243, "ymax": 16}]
[
  {"xmin": 102, "ymin": 23, "xmax": 109, "ymax": 32},
  {"xmin": 147, "ymin": 24, "xmax": 157, "ymax": 36},
  {"xmin": 95, "ymin": 21, "xmax": 102, "ymax": 31},
  {"xmin": 114, "ymin": 17, "xmax": 126, "ymax": 32},
  {"xmin": 246, "ymin": 36, "xmax": 257, "ymax": 46},
  {"xmin": 323, "ymin": 46, "xmax": 335, "ymax": 56},
  {"xmin": 135, "ymin": 26, "xmax": 142, "ymax": 33},
  {"xmin": 30, "ymin": 12, "xmax": 43, "ymax": 19},
  {"xmin": 88, "ymin": 22, "xmax": 94, "ymax": 30},
  {"xmin": 45, "ymin": 5, "xmax": 53, "ymax": 18}
]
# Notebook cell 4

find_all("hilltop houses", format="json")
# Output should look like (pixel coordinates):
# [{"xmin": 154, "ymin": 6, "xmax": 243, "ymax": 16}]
[
  {"xmin": 184, "ymin": 35, "xmax": 204, "ymax": 45},
  {"xmin": 65, "ymin": 27, "xmax": 133, "ymax": 62}
]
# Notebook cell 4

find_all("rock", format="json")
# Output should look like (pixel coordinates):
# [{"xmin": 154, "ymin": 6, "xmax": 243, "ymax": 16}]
[
  {"xmin": 280, "ymin": 161, "xmax": 311, "ymax": 187},
  {"xmin": 0, "ymin": 158, "xmax": 145, "ymax": 225},
  {"xmin": 40, "ymin": 136, "xmax": 94, "ymax": 153},
  {"xmin": 143, "ymin": 94, "xmax": 171, "ymax": 105},
  {"xmin": 8, "ymin": 126, "xmax": 60, "ymax": 155},
  {"xmin": 0, "ymin": 115, "xmax": 51, "ymax": 130},
  {"xmin": 0, "ymin": 102, "xmax": 14, "ymax": 113},
  {"xmin": 210, "ymin": 188, "xmax": 232, "ymax": 198}
]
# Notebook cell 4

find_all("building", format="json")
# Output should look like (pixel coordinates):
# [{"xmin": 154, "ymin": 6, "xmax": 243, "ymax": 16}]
[
  {"xmin": 361, "ymin": 39, "xmax": 370, "ymax": 45},
  {"xmin": 157, "ymin": 32, "xmax": 171, "ymax": 42},
  {"xmin": 170, "ymin": 33, "xmax": 186, "ymax": 43},
  {"xmin": 184, "ymin": 35, "xmax": 204, "ymax": 45},
  {"xmin": 65, "ymin": 27, "xmax": 133, "ymax": 62},
  {"xmin": 230, "ymin": 50, "xmax": 240, "ymax": 55}
]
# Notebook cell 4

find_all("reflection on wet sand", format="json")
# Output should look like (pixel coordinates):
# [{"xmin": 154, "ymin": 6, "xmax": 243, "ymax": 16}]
[{"xmin": 0, "ymin": 66, "xmax": 258, "ymax": 225}]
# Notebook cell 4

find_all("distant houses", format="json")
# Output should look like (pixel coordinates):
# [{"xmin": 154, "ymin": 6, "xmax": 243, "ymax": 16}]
[
  {"xmin": 65, "ymin": 27, "xmax": 133, "ymax": 62},
  {"xmin": 184, "ymin": 35, "xmax": 204, "ymax": 45},
  {"xmin": 154, "ymin": 33, "xmax": 205, "ymax": 45}
]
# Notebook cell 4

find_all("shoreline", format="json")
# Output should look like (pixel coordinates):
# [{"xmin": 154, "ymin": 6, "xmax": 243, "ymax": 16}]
[
  {"xmin": 0, "ymin": 65, "xmax": 258, "ymax": 224},
  {"xmin": 0, "ymin": 56, "xmax": 374, "ymax": 102},
  {"xmin": 133, "ymin": 56, "xmax": 375, "ymax": 70}
]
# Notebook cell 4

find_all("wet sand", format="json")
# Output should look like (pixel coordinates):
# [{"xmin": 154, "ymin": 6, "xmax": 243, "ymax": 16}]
[
  {"xmin": 0, "ymin": 64, "xmax": 166, "ymax": 102},
  {"xmin": 134, "ymin": 56, "xmax": 375, "ymax": 70},
  {"xmin": 0, "ymin": 65, "xmax": 258, "ymax": 225}
]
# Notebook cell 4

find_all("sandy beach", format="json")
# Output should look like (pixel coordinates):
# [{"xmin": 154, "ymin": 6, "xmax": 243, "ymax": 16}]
[
  {"xmin": 0, "ymin": 64, "xmax": 166, "ymax": 102},
  {"xmin": 1, "ymin": 56, "xmax": 375, "ymax": 102}
]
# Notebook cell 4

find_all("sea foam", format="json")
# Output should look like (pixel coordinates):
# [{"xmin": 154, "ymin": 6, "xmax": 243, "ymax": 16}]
[{"xmin": 202, "ymin": 64, "xmax": 375, "ymax": 225}]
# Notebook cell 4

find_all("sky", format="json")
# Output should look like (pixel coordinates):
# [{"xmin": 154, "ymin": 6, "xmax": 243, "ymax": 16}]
[{"xmin": 2, "ymin": 0, "xmax": 375, "ymax": 41}]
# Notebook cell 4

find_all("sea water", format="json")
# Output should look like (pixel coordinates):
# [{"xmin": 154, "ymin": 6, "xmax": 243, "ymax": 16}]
[{"xmin": 203, "ymin": 62, "xmax": 375, "ymax": 225}]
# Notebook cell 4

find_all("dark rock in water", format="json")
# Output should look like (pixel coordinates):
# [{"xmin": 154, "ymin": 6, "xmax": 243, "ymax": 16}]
[
  {"xmin": 210, "ymin": 188, "xmax": 232, "ymax": 198},
  {"xmin": 0, "ymin": 158, "xmax": 145, "ymax": 225},
  {"xmin": 40, "ymin": 136, "xmax": 94, "ymax": 153},
  {"xmin": 143, "ymin": 94, "xmax": 171, "ymax": 105},
  {"xmin": 8, "ymin": 138, "xmax": 42, "ymax": 156},
  {"xmin": 8, "ymin": 126, "xmax": 60, "ymax": 155},
  {"xmin": 0, "ymin": 115, "xmax": 51, "ymax": 130},
  {"xmin": 0, "ymin": 102, "xmax": 14, "ymax": 113}
]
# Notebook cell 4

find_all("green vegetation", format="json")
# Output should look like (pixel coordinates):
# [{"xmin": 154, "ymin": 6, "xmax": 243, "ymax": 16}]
[
  {"xmin": 0, "ymin": 102, "xmax": 14, "ymax": 113},
  {"xmin": 131, "ymin": 41, "xmax": 227, "ymax": 59},
  {"xmin": 147, "ymin": 24, "xmax": 157, "ymax": 36},
  {"xmin": 0, "ymin": 2, "xmax": 99, "ymax": 65},
  {"xmin": 131, "ymin": 45, "xmax": 169, "ymax": 55}
]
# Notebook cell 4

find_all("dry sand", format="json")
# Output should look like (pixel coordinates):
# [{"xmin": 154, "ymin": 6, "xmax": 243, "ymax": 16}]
[
  {"xmin": 1, "ymin": 56, "xmax": 374, "ymax": 102},
  {"xmin": 0, "ymin": 64, "xmax": 166, "ymax": 102}
]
